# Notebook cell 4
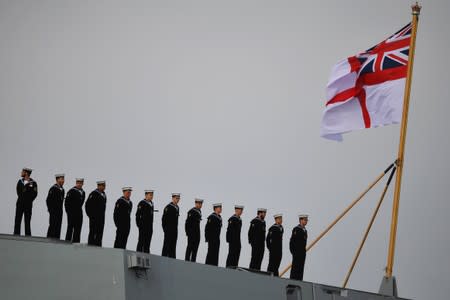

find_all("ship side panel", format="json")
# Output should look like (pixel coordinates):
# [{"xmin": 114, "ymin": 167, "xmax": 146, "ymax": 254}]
[
  {"xmin": 123, "ymin": 254, "xmax": 314, "ymax": 300},
  {"xmin": 0, "ymin": 235, "xmax": 126, "ymax": 300}
]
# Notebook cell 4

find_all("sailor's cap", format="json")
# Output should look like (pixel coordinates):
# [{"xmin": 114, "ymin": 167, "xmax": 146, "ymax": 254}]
[
  {"xmin": 257, "ymin": 208, "xmax": 267, "ymax": 213},
  {"xmin": 195, "ymin": 198, "xmax": 204, "ymax": 203},
  {"xmin": 298, "ymin": 214, "xmax": 309, "ymax": 219},
  {"xmin": 55, "ymin": 174, "xmax": 65, "ymax": 178},
  {"xmin": 122, "ymin": 187, "xmax": 133, "ymax": 192},
  {"xmin": 75, "ymin": 178, "xmax": 84, "ymax": 182},
  {"xmin": 235, "ymin": 205, "xmax": 244, "ymax": 210},
  {"xmin": 145, "ymin": 190, "xmax": 154, "ymax": 194},
  {"xmin": 22, "ymin": 167, "xmax": 33, "ymax": 173},
  {"xmin": 172, "ymin": 193, "xmax": 181, "ymax": 197},
  {"xmin": 96, "ymin": 180, "xmax": 106, "ymax": 185},
  {"xmin": 213, "ymin": 203, "xmax": 222, "ymax": 208},
  {"xmin": 273, "ymin": 213, "xmax": 283, "ymax": 219}
]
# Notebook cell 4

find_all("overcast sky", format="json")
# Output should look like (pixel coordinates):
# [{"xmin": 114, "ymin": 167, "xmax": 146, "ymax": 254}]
[{"xmin": 1, "ymin": 1, "xmax": 449, "ymax": 299}]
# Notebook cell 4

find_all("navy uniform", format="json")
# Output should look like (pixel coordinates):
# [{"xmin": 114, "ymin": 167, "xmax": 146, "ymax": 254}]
[
  {"xmin": 266, "ymin": 214, "xmax": 284, "ymax": 276},
  {"xmin": 184, "ymin": 198, "xmax": 203, "ymax": 262},
  {"xmin": 136, "ymin": 190, "xmax": 155, "ymax": 253},
  {"xmin": 248, "ymin": 208, "xmax": 267, "ymax": 270},
  {"xmin": 290, "ymin": 214, "xmax": 309, "ymax": 281},
  {"xmin": 46, "ymin": 174, "xmax": 65, "ymax": 239},
  {"xmin": 85, "ymin": 181, "xmax": 107, "ymax": 246},
  {"xmin": 226, "ymin": 205, "xmax": 244, "ymax": 267},
  {"xmin": 14, "ymin": 168, "xmax": 38, "ymax": 236},
  {"xmin": 161, "ymin": 193, "xmax": 180, "ymax": 258},
  {"xmin": 205, "ymin": 203, "xmax": 223, "ymax": 266},
  {"xmin": 114, "ymin": 187, "xmax": 133, "ymax": 249},
  {"xmin": 64, "ymin": 178, "xmax": 86, "ymax": 243}
]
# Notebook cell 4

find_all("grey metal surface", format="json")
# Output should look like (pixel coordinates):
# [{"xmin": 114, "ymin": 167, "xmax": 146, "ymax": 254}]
[
  {"xmin": 0, "ymin": 235, "xmax": 126, "ymax": 300},
  {"xmin": 379, "ymin": 276, "xmax": 399, "ymax": 297},
  {"xmin": 0, "ymin": 234, "xmax": 410, "ymax": 300}
]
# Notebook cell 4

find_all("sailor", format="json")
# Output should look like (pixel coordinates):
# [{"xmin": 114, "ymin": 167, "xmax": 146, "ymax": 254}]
[
  {"xmin": 46, "ymin": 174, "xmax": 65, "ymax": 239},
  {"xmin": 114, "ymin": 187, "xmax": 133, "ymax": 249},
  {"xmin": 205, "ymin": 203, "xmax": 223, "ymax": 266},
  {"xmin": 290, "ymin": 214, "xmax": 309, "ymax": 281},
  {"xmin": 161, "ymin": 193, "xmax": 180, "ymax": 258},
  {"xmin": 85, "ymin": 181, "xmax": 107, "ymax": 246},
  {"xmin": 136, "ymin": 190, "xmax": 155, "ymax": 253},
  {"xmin": 185, "ymin": 198, "xmax": 203, "ymax": 262},
  {"xmin": 266, "ymin": 213, "xmax": 284, "ymax": 276},
  {"xmin": 248, "ymin": 208, "xmax": 267, "ymax": 270},
  {"xmin": 226, "ymin": 205, "xmax": 244, "ymax": 267},
  {"xmin": 13, "ymin": 167, "xmax": 38, "ymax": 236},
  {"xmin": 64, "ymin": 178, "xmax": 86, "ymax": 243}
]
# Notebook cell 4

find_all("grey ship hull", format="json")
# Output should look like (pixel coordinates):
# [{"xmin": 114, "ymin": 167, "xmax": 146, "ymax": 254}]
[{"xmin": 0, "ymin": 234, "xmax": 408, "ymax": 300}]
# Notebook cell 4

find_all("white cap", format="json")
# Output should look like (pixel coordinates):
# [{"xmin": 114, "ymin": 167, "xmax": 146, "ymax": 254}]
[
  {"xmin": 145, "ymin": 190, "xmax": 154, "ymax": 194},
  {"xmin": 273, "ymin": 213, "xmax": 283, "ymax": 219},
  {"xmin": 172, "ymin": 193, "xmax": 181, "ymax": 197},
  {"xmin": 122, "ymin": 187, "xmax": 133, "ymax": 192},
  {"xmin": 195, "ymin": 198, "xmax": 204, "ymax": 203},
  {"xmin": 96, "ymin": 180, "xmax": 106, "ymax": 185},
  {"xmin": 299, "ymin": 214, "xmax": 309, "ymax": 219},
  {"xmin": 257, "ymin": 208, "xmax": 267, "ymax": 212},
  {"xmin": 75, "ymin": 178, "xmax": 84, "ymax": 182},
  {"xmin": 213, "ymin": 203, "xmax": 222, "ymax": 208},
  {"xmin": 55, "ymin": 174, "xmax": 65, "ymax": 178},
  {"xmin": 235, "ymin": 205, "xmax": 244, "ymax": 210}
]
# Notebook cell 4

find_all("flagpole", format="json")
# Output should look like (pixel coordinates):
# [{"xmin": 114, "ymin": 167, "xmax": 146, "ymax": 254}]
[
  {"xmin": 385, "ymin": 2, "xmax": 421, "ymax": 278},
  {"xmin": 343, "ymin": 167, "xmax": 396, "ymax": 288}
]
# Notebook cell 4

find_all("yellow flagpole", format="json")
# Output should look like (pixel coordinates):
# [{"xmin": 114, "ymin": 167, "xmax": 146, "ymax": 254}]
[
  {"xmin": 385, "ymin": 2, "xmax": 421, "ymax": 278},
  {"xmin": 343, "ymin": 167, "xmax": 396, "ymax": 288}
]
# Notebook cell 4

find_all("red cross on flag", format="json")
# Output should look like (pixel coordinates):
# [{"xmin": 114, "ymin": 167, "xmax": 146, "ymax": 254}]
[{"xmin": 321, "ymin": 23, "xmax": 412, "ymax": 141}]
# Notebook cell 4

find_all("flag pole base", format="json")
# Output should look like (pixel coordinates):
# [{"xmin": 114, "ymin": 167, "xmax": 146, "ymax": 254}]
[{"xmin": 378, "ymin": 276, "xmax": 398, "ymax": 297}]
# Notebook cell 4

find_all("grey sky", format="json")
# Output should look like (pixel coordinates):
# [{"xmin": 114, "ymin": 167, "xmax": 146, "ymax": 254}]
[{"xmin": 1, "ymin": 1, "xmax": 449, "ymax": 299}]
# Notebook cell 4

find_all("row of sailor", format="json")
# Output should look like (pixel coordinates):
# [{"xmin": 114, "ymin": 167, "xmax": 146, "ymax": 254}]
[{"xmin": 13, "ymin": 168, "xmax": 309, "ymax": 280}]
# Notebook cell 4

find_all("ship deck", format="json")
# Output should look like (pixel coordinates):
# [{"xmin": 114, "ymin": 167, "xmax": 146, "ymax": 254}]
[{"xmin": 0, "ymin": 234, "xmax": 409, "ymax": 300}]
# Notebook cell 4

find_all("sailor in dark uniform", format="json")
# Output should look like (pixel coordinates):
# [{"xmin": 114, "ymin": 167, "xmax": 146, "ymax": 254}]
[
  {"xmin": 205, "ymin": 203, "xmax": 223, "ymax": 266},
  {"xmin": 161, "ymin": 193, "xmax": 180, "ymax": 258},
  {"xmin": 266, "ymin": 213, "xmax": 284, "ymax": 276},
  {"xmin": 248, "ymin": 208, "xmax": 267, "ymax": 270},
  {"xmin": 64, "ymin": 178, "xmax": 86, "ymax": 243},
  {"xmin": 185, "ymin": 198, "xmax": 203, "ymax": 262},
  {"xmin": 114, "ymin": 187, "xmax": 133, "ymax": 249},
  {"xmin": 136, "ymin": 190, "xmax": 155, "ymax": 253},
  {"xmin": 14, "ymin": 167, "xmax": 38, "ymax": 236},
  {"xmin": 290, "ymin": 214, "xmax": 309, "ymax": 281},
  {"xmin": 226, "ymin": 205, "xmax": 244, "ymax": 267},
  {"xmin": 46, "ymin": 174, "xmax": 65, "ymax": 239},
  {"xmin": 85, "ymin": 181, "xmax": 107, "ymax": 246}
]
